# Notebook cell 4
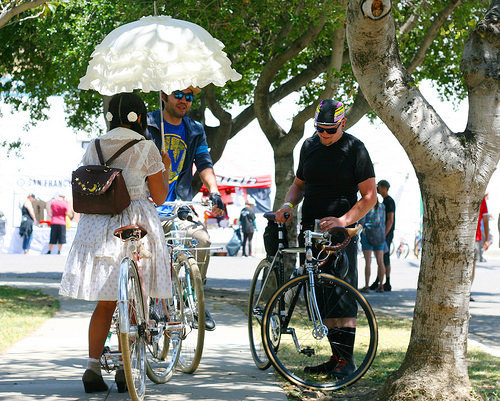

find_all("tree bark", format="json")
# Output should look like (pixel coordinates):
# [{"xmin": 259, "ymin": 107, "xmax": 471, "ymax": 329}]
[{"xmin": 346, "ymin": 0, "xmax": 500, "ymax": 399}]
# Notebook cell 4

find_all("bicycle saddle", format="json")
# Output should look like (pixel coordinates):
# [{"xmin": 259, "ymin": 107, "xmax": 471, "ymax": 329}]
[{"xmin": 113, "ymin": 225, "xmax": 148, "ymax": 240}]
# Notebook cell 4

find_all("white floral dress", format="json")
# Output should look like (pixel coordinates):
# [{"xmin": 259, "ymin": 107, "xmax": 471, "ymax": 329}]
[{"xmin": 60, "ymin": 127, "xmax": 172, "ymax": 301}]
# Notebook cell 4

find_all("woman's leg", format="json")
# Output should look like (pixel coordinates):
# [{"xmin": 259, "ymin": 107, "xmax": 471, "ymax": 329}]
[
  {"xmin": 374, "ymin": 250, "xmax": 385, "ymax": 291},
  {"xmin": 247, "ymin": 232, "xmax": 254, "ymax": 256},
  {"xmin": 89, "ymin": 301, "xmax": 116, "ymax": 359},
  {"xmin": 362, "ymin": 250, "xmax": 372, "ymax": 288}
]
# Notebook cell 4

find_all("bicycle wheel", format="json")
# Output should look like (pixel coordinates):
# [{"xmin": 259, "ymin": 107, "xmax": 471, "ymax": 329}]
[
  {"xmin": 248, "ymin": 258, "xmax": 279, "ymax": 370},
  {"xmin": 118, "ymin": 258, "xmax": 147, "ymax": 401},
  {"xmin": 262, "ymin": 273, "xmax": 378, "ymax": 391},
  {"xmin": 175, "ymin": 253, "xmax": 205, "ymax": 373},
  {"xmin": 400, "ymin": 243, "xmax": 410, "ymax": 259},
  {"xmin": 414, "ymin": 239, "xmax": 422, "ymax": 258},
  {"xmin": 145, "ymin": 267, "xmax": 183, "ymax": 384}
]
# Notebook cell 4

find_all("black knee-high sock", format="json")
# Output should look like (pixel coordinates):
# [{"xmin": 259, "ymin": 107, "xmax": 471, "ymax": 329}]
[
  {"xmin": 327, "ymin": 328, "xmax": 339, "ymax": 358},
  {"xmin": 330, "ymin": 327, "xmax": 356, "ymax": 362}
]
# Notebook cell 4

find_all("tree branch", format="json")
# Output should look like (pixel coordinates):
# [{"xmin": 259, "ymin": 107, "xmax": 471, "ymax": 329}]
[
  {"xmin": 407, "ymin": 0, "xmax": 465, "ymax": 73},
  {"xmin": 0, "ymin": 0, "xmax": 48, "ymax": 28}
]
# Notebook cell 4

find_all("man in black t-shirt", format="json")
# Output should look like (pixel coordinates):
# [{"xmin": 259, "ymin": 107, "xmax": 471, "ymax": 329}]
[
  {"xmin": 369, "ymin": 180, "xmax": 395, "ymax": 291},
  {"xmin": 275, "ymin": 99, "xmax": 377, "ymax": 379}
]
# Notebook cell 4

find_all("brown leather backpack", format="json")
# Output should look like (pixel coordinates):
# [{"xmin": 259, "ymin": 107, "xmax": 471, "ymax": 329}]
[{"xmin": 72, "ymin": 138, "xmax": 142, "ymax": 215}]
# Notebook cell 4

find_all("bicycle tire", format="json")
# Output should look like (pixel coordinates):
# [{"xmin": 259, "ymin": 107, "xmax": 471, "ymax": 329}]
[
  {"xmin": 118, "ymin": 258, "xmax": 147, "ymax": 401},
  {"xmin": 248, "ymin": 258, "xmax": 279, "ymax": 370},
  {"xmin": 414, "ymin": 239, "xmax": 422, "ymax": 258},
  {"xmin": 400, "ymin": 243, "xmax": 410, "ymax": 259},
  {"xmin": 175, "ymin": 253, "xmax": 205, "ymax": 373},
  {"xmin": 145, "ymin": 267, "xmax": 183, "ymax": 384},
  {"xmin": 262, "ymin": 273, "xmax": 378, "ymax": 391}
]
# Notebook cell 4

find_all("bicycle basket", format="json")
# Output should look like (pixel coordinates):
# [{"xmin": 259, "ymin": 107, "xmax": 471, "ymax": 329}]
[{"xmin": 166, "ymin": 229, "xmax": 195, "ymax": 247}]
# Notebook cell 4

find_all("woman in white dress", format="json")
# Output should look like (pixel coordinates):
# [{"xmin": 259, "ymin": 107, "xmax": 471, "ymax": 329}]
[{"xmin": 59, "ymin": 92, "xmax": 171, "ymax": 393}]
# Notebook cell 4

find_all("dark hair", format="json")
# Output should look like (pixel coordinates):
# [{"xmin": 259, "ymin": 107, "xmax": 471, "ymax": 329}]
[
  {"xmin": 107, "ymin": 92, "xmax": 147, "ymax": 136},
  {"xmin": 378, "ymin": 179, "xmax": 390, "ymax": 190}
]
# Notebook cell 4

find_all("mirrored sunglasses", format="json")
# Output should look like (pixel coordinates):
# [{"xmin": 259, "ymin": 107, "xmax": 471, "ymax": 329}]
[
  {"xmin": 315, "ymin": 123, "xmax": 341, "ymax": 134},
  {"xmin": 173, "ymin": 90, "xmax": 194, "ymax": 102}
]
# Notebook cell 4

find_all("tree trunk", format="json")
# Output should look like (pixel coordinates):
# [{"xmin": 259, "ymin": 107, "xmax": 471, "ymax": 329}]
[{"xmin": 346, "ymin": 0, "xmax": 500, "ymax": 399}]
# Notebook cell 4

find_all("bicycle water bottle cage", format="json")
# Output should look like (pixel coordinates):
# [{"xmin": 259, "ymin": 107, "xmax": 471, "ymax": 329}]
[{"xmin": 177, "ymin": 205, "xmax": 193, "ymax": 221}]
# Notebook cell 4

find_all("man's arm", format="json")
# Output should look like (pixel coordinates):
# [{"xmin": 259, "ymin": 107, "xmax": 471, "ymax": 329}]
[
  {"xmin": 319, "ymin": 177, "xmax": 377, "ymax": 231},
  {"xmin": 275, "ymin": 177, "xmax": 306, "ymax": 223},
  {"xmin": 385, "ymin": 212, "xmax": 394, "ymax": 236},
  {"xmin": 482, "ymin": 214, "xmax": 491, "ymax": 250}
]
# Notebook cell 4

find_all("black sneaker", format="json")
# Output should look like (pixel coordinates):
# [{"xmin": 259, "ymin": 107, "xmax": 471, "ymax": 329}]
[
  {"xmin": 369, "ymin": 279, "xmax": 379, "ymax": 290},
  {"xmin": 304, "ymin": 355, "xmax": 338, "ymax": 374},
  {"xmin": 328, "ymin": 358, "xmax": 356, "ymax": 379},
  {"xmin": 205, "ymin": 309, "xmax": 216, "ymax": 331},
  {"xmin": 384, "ymin": 283, "xmax": 392, "ymax": 292}
]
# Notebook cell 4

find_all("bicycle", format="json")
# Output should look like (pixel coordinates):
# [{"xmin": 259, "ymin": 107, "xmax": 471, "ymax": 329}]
[
  {"xmin": 414, "ymin": 230, "xmax": 422, "ymax": 258},
  {"xmin": 256, "ymin": 213, "xmax": 378, "ymax": 391},
  {"xmin": 100, "ymin": 225, "xmax": 184, "ymax": 401},
  {"xmin": 395, "ymin": 237, "xmax": 410, "ymax": 259},
  {"xmin": 161, "ymin": 200, "xmax": 213, "ymax": 374}
]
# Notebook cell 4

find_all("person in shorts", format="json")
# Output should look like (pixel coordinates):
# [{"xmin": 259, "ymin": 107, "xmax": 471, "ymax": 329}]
[
  {"xmin": 46, "ymin": 195, "xmax": 70, "ymax": 254},
  {"xmin": 275, "ymin": 99, "xmax": 376, "ymax": 378}
]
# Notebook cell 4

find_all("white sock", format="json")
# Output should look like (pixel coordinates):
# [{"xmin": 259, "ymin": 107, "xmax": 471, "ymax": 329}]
[{"xmin": 87, "ymin": 358, "xmax": 102, "ymax": 376}]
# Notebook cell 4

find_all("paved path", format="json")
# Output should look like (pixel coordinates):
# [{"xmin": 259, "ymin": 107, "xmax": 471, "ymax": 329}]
[
  {"xmin": 0, "ymin": 251, "xmax": 499, "ymax": 400},
  {"xmin": 0, "ymin": 255, "xmax": 287, "ymax": 401}
]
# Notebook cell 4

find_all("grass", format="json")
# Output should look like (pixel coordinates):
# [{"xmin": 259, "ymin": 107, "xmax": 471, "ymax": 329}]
[
  {"xmin": 0, "ymin": 285, "xmax": 59, "ymax": 353},
  {"xmin": 207, "ymin": 289, "xmax": 500, "ymax": 401}
]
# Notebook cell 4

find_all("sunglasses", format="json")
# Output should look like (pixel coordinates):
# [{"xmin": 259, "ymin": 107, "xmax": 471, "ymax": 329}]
[
  {"xmin": 315, "ymin": 123, "xmax": 341, "ymax": 134},
  {"xmin": 173, "ymin": 90, "xmax": 194, "ymax": 102}
]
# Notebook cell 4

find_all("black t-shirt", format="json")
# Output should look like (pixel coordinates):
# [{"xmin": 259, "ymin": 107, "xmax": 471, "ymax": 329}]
[
  {"xmin": 383, "ymin": 195, "xmax": 396, "ymax": 237},
  {"xmin": 296, "ymin": 132, "xmax": 375, "ymax": 227},
  {"xmin": 239, "ymin": 207, "xmax": 256, "ymax": 233}
]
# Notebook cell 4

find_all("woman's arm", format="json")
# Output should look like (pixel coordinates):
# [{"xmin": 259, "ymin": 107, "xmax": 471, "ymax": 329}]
[{"xmin": 147, "ymin": 151, "xmax": 170, "ymax": 206}]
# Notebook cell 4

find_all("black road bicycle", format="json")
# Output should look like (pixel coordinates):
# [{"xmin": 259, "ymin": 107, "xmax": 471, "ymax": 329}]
[{"xmin": 248, "ymin": 213, "xmax": 378, "ymax": 391}]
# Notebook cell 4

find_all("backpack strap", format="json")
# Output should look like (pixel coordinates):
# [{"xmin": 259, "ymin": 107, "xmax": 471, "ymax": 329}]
[{"xmin": 95, "ymin": 138, "xmax": 143, "ymax": 166}]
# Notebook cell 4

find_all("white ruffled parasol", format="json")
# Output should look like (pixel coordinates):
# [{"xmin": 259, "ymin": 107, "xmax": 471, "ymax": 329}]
[{"xmin": 78, "ymin": 15, "xmax": 241, "ymax": 95}]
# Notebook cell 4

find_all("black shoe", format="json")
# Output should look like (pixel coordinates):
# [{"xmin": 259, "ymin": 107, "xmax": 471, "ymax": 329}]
[
  {"xmin": 328, "ymin": 358, "xmax": 356, "ymax": 379},
  {"xmin": 115, "ymin": 369, "xmax": 127, "ymax": 393},
  {"xmin": 82, "ymin": 369, "xmax": 108, "ymax": 393},
  {"xmin": 205, "ymin": 309, "xmax": 216, "ymax": 331},
  {"xmin": 470, "ymin": 295, "xmax": 476, "ymax": 302},
  {"xmin": 46, "ymin": 251, "xmax": 51, "ymax": 255},
  {"xmin": 369, "ymin": 279, "xmax": 379, "ymax": 290},
  {"xmin": 384, "ymin": 283, "xmax": 392, "ymax": 292},
  {"xmin": 57, "ymin": 250, "xmax": 61, "ymax": 255},
  {"xmin": 304, "ymin": 355, "xmax": 338, "ymax": 374}
]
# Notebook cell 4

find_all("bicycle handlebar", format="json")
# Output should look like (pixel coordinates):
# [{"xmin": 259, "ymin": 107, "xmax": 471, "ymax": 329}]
[{"xmin": 320, "ymin": 224, "xmax": 363, "ymax": 252}]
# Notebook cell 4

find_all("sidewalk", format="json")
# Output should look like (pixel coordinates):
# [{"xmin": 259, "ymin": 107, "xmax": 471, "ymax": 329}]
[
  {"xmin": 0, "ymin": 254, "xmax": 287, "ymax": 401},
  {"xmin": 0, "ymin": 252, "xmax": 498, "ymax": 400}
]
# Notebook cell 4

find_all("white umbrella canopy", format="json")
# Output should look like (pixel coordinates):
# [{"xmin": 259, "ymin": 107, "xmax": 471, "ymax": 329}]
[{"xmin": 78, "ymin": 15, "xmax": 241, "ymax": 95}]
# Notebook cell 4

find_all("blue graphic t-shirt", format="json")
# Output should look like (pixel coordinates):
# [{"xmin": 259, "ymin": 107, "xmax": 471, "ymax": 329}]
[
  {"xmin": 156, "ymin": 120, "xmax": 186, "ymax": 217},
  {"xmin": 164, "ymin": 120, "xmax": 187, "ymax": 200}
]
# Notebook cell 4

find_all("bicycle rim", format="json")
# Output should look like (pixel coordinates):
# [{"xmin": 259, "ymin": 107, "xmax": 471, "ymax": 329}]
[
  {"xmin": 176, "ymin": 254, "xmax": 205, "ymax": 373},
  {"xmin": 248, "ymin": 258, "xmax": 278, "ymax": 370},
  {"xmin": 262, "ymin": 273, "xmax": 378, "ymax": 391},
  {"xmin": 118, "ymin": 258, "xmax": 147, "ymax": 401},
  {"xmin": 145, "ymin": 268, "xmax": 183, "ymax": 384}
]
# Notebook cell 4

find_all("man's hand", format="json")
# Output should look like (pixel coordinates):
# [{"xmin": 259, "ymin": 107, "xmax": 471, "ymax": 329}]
[
  {"xmin": 483, "ymin": 240, "xmax": 491, "ymax": 251},
  {"xmin": 275, "ymin": 205, "xmax": 293, "ymax": 224},
  {"xmin": 319, "ymin": 216, "xmax": 345, "ymax": 232},
  {"xmin": 209, "ymin": 193, "xmax": 224, "ymax": 217}
]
